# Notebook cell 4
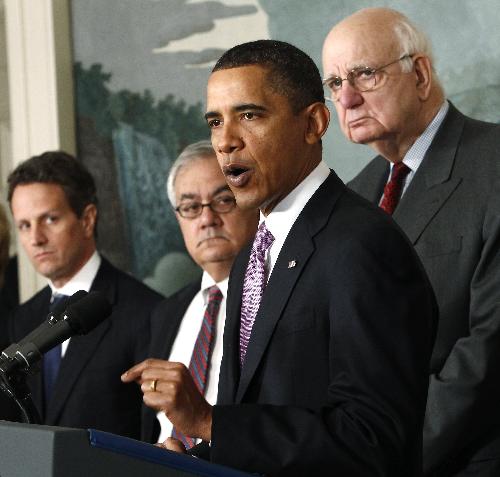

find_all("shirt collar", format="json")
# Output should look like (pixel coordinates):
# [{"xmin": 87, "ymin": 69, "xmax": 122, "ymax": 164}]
[
  {"xmin": 264, "ymin": 160, "xmax": 330, "ymax": 245},
  {"xmin": 49, "ymin": 251, "xmax": 101, "ymax": 296},
  {"xmin": 401, "ymin": 101, "xmax": 449, "ymax": 173},
  {"xmin": 201, "ymin": 270, "xmax": 228, "ymax": 303}
]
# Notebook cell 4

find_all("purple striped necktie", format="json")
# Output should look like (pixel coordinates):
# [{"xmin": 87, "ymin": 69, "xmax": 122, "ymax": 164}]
[
  {"xmin": 239, "ymin": 221, "xmax": 275, "ymax": 367},
  {"xmin": 171, "ymin": 285, "xmax": 223, "ymax": 449}
]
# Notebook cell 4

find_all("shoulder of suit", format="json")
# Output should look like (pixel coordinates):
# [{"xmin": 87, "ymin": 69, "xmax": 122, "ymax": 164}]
[
  {"xmin": 13, "ymin": 286, "xmax": 51, "ymax": 315},
  {"xmin": 94, "ymin": 257, "xmax": 164, "ymax": 303},
  {"xmin": 151, "ymin": 279, "xmax": 201, "ymax": 314},
  {"xmin": 347, "ymin": 156, "xmax": 387, "ymax": 189}
]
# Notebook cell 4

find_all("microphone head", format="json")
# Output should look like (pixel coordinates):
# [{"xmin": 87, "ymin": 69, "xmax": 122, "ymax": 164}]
[
  {"xmin": 48, "ymin": 290, "xmax": 88, "ymax": 323},
  {"xmin": 63, "ymin": 291, "xmax": 112, "ymax": 335}
]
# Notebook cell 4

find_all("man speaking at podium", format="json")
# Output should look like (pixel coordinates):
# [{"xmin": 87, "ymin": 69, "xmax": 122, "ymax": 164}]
[
  {"xmin": 123, "ymin": 40, "xmax": 437, "ymax": 476},
  {"xmin": 5, "ymin": 151, "xmax": 162, "ymax": 438}
]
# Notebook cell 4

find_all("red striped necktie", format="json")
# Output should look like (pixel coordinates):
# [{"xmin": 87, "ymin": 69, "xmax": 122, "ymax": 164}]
[{"xmin": 171, "ymin": 285, "xmax": 223, "ymax": 449}]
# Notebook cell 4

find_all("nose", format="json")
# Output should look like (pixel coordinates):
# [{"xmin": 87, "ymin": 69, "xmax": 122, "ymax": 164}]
[
  {"xmin": 29, "ymin": 223, "xmax": 47, "ymax": 246},
  {"xmin": 337, "ymin": 83, "xmax": 364, "ymax": 110},
  {"xmin": 199, "ymin": 204, "xmax": 222, "ymax": 229},
  {"xmin": 215, "ymin": 121, "xmax": 244, "ymax": 155}
]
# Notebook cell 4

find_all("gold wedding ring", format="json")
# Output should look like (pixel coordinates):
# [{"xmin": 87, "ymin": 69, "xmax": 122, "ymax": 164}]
[{"xmin": 150, "ymin": 379, "xmax": 158, "ymax": 392}]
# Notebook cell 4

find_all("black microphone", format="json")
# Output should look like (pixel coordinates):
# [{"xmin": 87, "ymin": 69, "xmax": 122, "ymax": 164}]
[
  {"xmin": 0, "ymin": 291, "xmax": 112, "ymax": 377},
  {"xmin": 1, "ymin": 290, "xmax": 88, "ymax": 362}
]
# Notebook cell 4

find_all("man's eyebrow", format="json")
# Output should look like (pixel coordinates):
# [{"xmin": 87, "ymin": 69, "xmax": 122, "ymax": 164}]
[
  {"xmin": 234, "ymin": 103, "xmax": 268, "ymax": 113},
  {"xmin": 179, "ymin": 193, "xmax": 197, "ymax": 201},
  {"xmin": 179, "ymin": 185, "xmax": 231, "ymax": 202},
  {"xmin": 205, "ymin": 111, "xmax": 218, "ymax": 121},
  {"xmin": 205, "ymin": 103, "xmax": 268, "ymax": 120},
  {"xmin": 213, "ymin": 184, "xmax": 232, "ymax": 195}
]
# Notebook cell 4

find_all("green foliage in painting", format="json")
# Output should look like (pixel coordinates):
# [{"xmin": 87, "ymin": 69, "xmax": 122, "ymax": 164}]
[{"xmin": 74, "ymin": 62, "xmax": 209, "ymax": 157}]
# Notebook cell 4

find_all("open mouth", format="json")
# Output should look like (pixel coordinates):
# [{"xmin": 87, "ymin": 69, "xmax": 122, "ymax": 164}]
[{"xmin": 223, "ymin": 164, "xmax": 252, "ymax": 187}]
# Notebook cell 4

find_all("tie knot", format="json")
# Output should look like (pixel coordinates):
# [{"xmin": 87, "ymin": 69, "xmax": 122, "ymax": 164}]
[
  {"xmin": 50, "ymin": 293, "xmax": 69, "ymax": 312},
  {"xmin": 206, "ymin": 285, "xmax": 223, "ymax": 304},
  {"xmin": 254, "ymin": 222, "xmax": 274, "ymax": 255},
  {"xmin": 391, "ymin": 162, "xmax": 410, "ymax": 182}
]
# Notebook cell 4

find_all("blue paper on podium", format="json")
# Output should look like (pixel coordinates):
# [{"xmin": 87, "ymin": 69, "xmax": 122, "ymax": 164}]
[{"xmin": 88, "ymin": 429, "xmax": 255, "ymax": 477}]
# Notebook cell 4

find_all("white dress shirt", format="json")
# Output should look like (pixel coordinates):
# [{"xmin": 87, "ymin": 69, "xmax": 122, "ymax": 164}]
[
  {"xmin": 48, "ymin": 251, "xmax": 101, "ymax": 357},
  {"xmin": 156, "ymin": 271, "xmax": 228, "ymax": 443},
  {"xmin": 264, "ymin": 160, "xmax": 330, "ymax": 279}
]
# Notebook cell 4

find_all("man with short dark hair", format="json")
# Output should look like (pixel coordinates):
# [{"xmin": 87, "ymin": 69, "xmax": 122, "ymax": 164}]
[
  {"xmin": 6, "ymin": 151, "xmax": 162, "ymax": 438},
  {"xmin": 322, "ymin": 8, "xmax": 500, "ymax": 475},
  {"xmin": 139, "ymin": 140, "xmax": 258, "ymax": 444},
  {"xmin": 124, "ymin": 40, "xmax": 437, "ymax": 476}
]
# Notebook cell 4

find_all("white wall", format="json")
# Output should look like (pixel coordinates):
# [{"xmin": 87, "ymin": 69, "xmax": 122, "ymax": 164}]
[{"xmin": 3, "ymin": 0, "xmax": 75, "ymax": 302}]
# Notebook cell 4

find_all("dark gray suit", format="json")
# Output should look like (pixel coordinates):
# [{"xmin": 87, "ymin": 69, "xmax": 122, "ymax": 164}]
[{"xmin": 349, "ymin": 103, "xmax": 500, "ymax": 476}]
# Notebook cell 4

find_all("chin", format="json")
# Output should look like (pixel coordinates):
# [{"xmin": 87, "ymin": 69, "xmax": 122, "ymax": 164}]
[
  {"xmin": 34, "ymin": 265, "xmax": 56, "ymax": 279},
  {"xmin": 234, "ymin": 193, "xmax": 263, "ymax": 211},
  {"xmin": 202, "ymin": 249, "xmax": 233, "ymax": 264}
]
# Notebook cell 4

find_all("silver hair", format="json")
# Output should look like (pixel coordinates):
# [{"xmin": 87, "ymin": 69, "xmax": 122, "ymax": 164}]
[
  {"xmin": 392, "ymin": 14, "xmax": 435, "ymax": 73},
  {"xmin": 166, "ymin": 140, "xmax": 216, "ymax": 207}
]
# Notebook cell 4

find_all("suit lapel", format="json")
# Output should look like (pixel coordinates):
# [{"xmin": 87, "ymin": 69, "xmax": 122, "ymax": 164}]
[
  {"xmin": 351, "ymin": 156, "xmax": 388, "ymax": 204},
  {"xmin": 45, "ymin": 260, "xmax": 114, "ymax": 424},
  {"xmin": 394, "ymin": 104, "xmax": 465, "ymax": 243},
  {"xmin": 235, "ymin": 172, "xmax": 345, "ymax": 403},
  {"xmin": 218, "ymin": 243, "xmax": 250, "ymax": 404},
  {"xmin": 150, "ymin": 281, "xmax": 200, "ymax": 359},
  {"xmin": 235, "ymin": 228, "xmax": 314, "ymax": 403},
  {"xmin": 23, "ymin": 288, "xmax": 52, "ymax": 416}
]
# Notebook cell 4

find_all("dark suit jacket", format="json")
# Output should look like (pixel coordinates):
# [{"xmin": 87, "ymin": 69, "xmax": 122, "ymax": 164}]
[
  {"xmin": 7, "ymin": 257, "xmax": 162, "ymax": 439},
  {"xmin": 141, "ymin": 280, "xmax": 200, "ymax": 443},
  {"xmin": 207, "ymin": 171, "xmax": 437, "ymax": 476},
  {"xmin": 348, "ymin": 103, "xmax": 500, "ymax": 476},
  {"xmin": 0, "ymin": 256, "xmax": 19, "ymax": 349}
]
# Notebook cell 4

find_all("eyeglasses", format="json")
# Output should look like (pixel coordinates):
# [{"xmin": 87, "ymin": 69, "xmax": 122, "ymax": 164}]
[
  {"xmin": 322, "ymin": 54, "xmax": 412, "ymax": 100},
  {"xmin": 175, "ymin": 195, "xmax": 237, "ymax": 219}
]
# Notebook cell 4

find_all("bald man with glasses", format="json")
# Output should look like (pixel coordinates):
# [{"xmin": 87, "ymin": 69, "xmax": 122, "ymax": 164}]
[
  {"xmin": 131, "ymin": 140, "xmax": 258, "ymax": 445},
  {"xmin": 323, "ymin": 8, "xmax": 500, "ymax": 476}
]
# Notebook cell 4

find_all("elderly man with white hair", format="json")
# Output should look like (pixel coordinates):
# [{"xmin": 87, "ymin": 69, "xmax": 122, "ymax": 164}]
[{"xmin": 323, "ymin": 8, "xmax": 500, "ymax": 476}]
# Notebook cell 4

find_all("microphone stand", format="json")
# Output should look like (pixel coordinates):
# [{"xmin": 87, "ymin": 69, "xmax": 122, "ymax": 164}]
[{"xmin": 0, "ymin": 366, "xmax": 42, "ymax": 424}]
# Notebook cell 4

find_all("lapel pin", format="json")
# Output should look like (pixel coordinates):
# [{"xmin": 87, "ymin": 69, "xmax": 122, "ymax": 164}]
[{"xmin": 288, "ymin": 260, "xmax": 297, "ymax": 269}]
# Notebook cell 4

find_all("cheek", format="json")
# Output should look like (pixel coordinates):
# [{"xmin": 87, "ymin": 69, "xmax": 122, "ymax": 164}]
[
  {"xmin": 18, "ymin": 232, "xmax": 29, "ymax": 245},
  {"xmin": 56, "ymin": 227, "xmax": 79, "ymax": 248}
]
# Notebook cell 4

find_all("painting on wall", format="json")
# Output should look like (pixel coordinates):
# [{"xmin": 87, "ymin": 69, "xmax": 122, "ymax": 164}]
[
  {"xmin": 70, "ymin": 0, "xmax": 270, "ymax": 295},
  {"xmin": 70, "ymin": 0, "xmax": 499, "ymax": 294}
]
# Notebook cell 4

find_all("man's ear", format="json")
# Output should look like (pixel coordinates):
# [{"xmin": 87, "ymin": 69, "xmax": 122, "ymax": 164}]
[
  {"xmin": 413, "ymin": 54, "xmax": 433, "ymax": 101},
  {"xmin": 304, "ymin": 102, "xmax": 330, "ymax": 144},
  {"xmin": 81, "ymin": 204, "xmax": 97, "ymax": 238}
]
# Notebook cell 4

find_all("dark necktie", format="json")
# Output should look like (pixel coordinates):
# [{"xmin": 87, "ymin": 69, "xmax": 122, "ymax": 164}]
[
  {"xmin": 380, "ymin": 162, "xmax": 411, "ymax": 215},
  {"xmin": 171, "ymin": 285, "xmax": 223, "ymax": 449},
  {"xmin": 239, "ymin": 222, "xmax": 274, "ymax": 367},
  {"xmin": 43, "ymin": 293, "xmax": 68, "ymax": 407}
]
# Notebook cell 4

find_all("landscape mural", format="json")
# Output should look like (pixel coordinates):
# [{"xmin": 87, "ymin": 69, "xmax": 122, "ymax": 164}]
[{"xmin": 70, "ymin": 0, "xmax": 499, "ymax": 294}]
